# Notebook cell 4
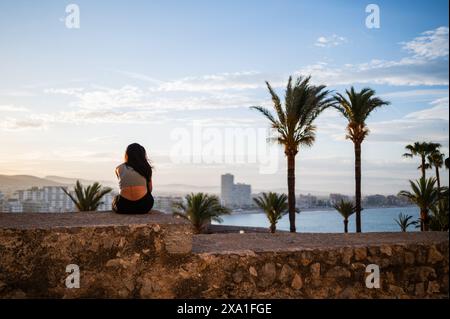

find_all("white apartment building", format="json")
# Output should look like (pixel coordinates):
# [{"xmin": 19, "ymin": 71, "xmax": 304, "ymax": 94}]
[
  {"xmin": 220, "ymin": 174, "xmax": 252, "ymax": 207},
  {"xmin": 97, "ymin": 192, "xmax": 117, "ymax": 211},
  {"xmin": 6, "ymin": 199, "xmax": 23, "ymax": 213},
  {"xmin": 153, "ymin": 196, "xmax": 183, "ymax": 213},
  {"xmin": 16, "ymin": 186, "xmax": 75, "ymax": 212}
]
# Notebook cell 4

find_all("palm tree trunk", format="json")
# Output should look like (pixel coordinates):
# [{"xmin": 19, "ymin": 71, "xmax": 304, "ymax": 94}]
[
  {"xmin": 420, "ymin": 209, "xmax": 429, "ymax": 231},
  {"xmin": 344, "ymin": 219, "xmax": 348, "ymax": 233},
  {"xmin": 270, "ymin": 223, "xmax": 276, "ymax": 233},
  {"xmin": 436, "ymin": 166, "xmax": 441, "ymax": 191},
  {"xmin": 287, "ymin": 153, "xmax": 296, "ymax": 233},
  {"xmin": 435, "ymin": 166, "xmax": 442, "ymax": 210},
  {"xmin": 354, "ymin": 142, "xmax": 362, "ymax": 233},
  {"xmin": 421, "ymin": 156, "xmax": 426, "ymax": 179}
]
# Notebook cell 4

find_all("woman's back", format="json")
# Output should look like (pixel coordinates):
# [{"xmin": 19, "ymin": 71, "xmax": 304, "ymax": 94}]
[
  {"xmin": 112, "ymin": 143, "xmax": 154, "ymax": 214},
  {"xmin": 116, "ymin": 163, "xmax": 148, "ymax": 201}
]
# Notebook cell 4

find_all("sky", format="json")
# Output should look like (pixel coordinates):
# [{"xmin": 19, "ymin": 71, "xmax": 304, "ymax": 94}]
[{"xmin": 0, "ymin": 0, "xmax": 449, "ymax": 195}]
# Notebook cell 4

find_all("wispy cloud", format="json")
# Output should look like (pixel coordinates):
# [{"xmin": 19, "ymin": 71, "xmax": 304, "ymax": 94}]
[
  {"xmin": 0, "ymin": 104, "xmax": 30, "ymax": 112},
  {"xmin": 405, "ymin": 97, "xmax": 449, "ymax": 121},
  {"xmin": 299, "ymin": 26, "xmax": 449, "ymax": 86},
  {"xmin": 0, "ymin": 117, "xmax": 46, "ymax": 131},
  {"xmin": 315, "ymin": 34, "xmax": 347, "ymax": 48},
  {"xmin": 401, "ymin": 26, "xmax": 449, "ymax": 59}
]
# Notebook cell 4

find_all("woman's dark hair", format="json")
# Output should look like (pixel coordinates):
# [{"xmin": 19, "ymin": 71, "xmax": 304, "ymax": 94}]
[{"xmin": 124, "ymin": 143, "xmax": 152, "ymax": 182}]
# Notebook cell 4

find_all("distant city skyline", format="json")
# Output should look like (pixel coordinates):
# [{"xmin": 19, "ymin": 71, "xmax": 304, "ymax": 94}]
[{"xmin": 0, "ymin": 0, "xmax": 448, "ymax": 195}]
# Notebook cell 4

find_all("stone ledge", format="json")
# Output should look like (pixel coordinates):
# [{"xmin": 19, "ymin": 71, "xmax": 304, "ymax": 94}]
[
  {"xmin": 0, "ymin": 211, "xmax": 188, "ymax": 230},
  {"xmin": 193, "ymin": 232, "xmax": 449, "ymax": 253}
]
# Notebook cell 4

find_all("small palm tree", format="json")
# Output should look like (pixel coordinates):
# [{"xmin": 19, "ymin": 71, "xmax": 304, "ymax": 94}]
[
  {"xmin": 253, "ymin": 192, "xmax": 289, "ymax": 233},
  {"xmin": 333, "ymin": 200, "xmax": 356, "ymax": 233},
  {"xmin": 251, "ymin": 76, "xmax": 333, "ymax": 232},
  {"xmin": 398, "ymin": 177, "xmax": 440, "ymax": 231},
  {"xmin": 334, "ymin": 87, "xmax": 390, "ymax": 233},
  {"xmin": 62, "ymin": 180, "xmax": 112, "ymax": 212},
  {"xmin": 394, "ymin": 213, "xmax": 418, "ymax": 232},
  {"xmin": 403, "ymin": 142, "xmax": 441, "ymax": 179},
  {"xmin": 172, "ymin": 193, "xmax": 231, "ymax": 234},
  {"xmin": 429, "ymin": 196, "xmax": 449, "ymax": 231}
]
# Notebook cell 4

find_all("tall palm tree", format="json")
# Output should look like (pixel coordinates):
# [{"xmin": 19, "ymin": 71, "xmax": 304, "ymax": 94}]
[
  {"xmin": 403, "ymin": 142, "xmax": 441, "ymax": 179},
  {"xmin": 428, "ymin": 150, "xmax": 445, "ymax": 191},
  {"xmin": 398, "ymin": 177, "xmax": 440, "ymax": 231},
  {"xmin": 251, "ymin": 76, "xmax": 333, "ymax": 232},
  {"xmin": 62, "ymin": 180, "xmax": 112, "ymax": 212},
  {"xmin": 253, "ymin": 192, "xmax": 289, "ymax": 233},
  {"xmin": 394, "ymin": 213, "xmax": 417, "ymax": 232},
  {"xmin": 334, "ymin": 87, "xmax": 390, "ymax": 233},
  {"xmin": 333, "ymin": 200, "xmax": 356, "ymax": 233},
  {"xmin": 172, "ymin": 193, "xmax": 230, "ymax": 234},
  {"xmin": 428, "ymin": 150, "xmax": 445, "ymax": 209}
]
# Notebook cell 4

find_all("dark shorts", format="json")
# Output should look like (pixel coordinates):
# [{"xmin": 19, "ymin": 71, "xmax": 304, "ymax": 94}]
[{"xmin": 112, "ymin": 192, "xmax": 154, "ymax": 214}]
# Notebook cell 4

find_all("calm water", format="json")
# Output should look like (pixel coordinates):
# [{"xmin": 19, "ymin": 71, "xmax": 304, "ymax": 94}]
[{"xmin": 215, "ymin": 206, "xmax": 420, "ymax": 233}]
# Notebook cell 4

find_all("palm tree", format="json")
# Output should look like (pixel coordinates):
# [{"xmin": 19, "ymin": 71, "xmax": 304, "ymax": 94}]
[
  {"xmin": 428, "ymin": 151, "xmax": 445, "ymax": 189},
  {"xmin": 251, "ymin": 76, "xmax": 333, "ymax": 232},
  {"xmin": 253, "ymin": 192, "xmax": 289, "ymax": 233},
  {"xmin": 62, "ymin": 180, "xmax": 112, "ymax": 212},
  {"xmin": 403, "ymin": 142, "xmax": 441, "ymax": 179},
  {"xmin": 172, "ymin": 193, "xmax": 230, "ymax": 234},
  {"xmin": 429, "ymin": 196, "xmax": 449, "ymax": 231},
  {"xmin": 334, "ymin": 87, "xmax": 390, "ymax": 233},
  {"xmin": 428, "ymin": 150, "xmax": 445, "ymax": 204},
  {"xmin": 398, "ymin": 177, "xmax": 440, "ymax": 231},
  {"xmin": 445, "ymin": 157, "xmax": 449, "ymax": 170},
  {"xmin": 333, "ymin": 200, "xmax": 356, "ymax": 233},
  {"xmin": 394, "ymin": 213, "xmax": 417, "ymax": 232}
]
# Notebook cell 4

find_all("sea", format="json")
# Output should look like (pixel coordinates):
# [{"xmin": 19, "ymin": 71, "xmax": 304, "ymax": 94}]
[{"xmin": 214, "ymin": 206, "xmax": 420, "ymax": 233}]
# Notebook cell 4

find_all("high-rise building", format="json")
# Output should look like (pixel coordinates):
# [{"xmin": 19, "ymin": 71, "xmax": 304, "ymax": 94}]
[
  {"xmin": 220, "ymin": 174, "xmax": 252, "ymax": 207},
  {"xmin": 221, "ymin": 174, "xmax": 234, "ymax": 206}
]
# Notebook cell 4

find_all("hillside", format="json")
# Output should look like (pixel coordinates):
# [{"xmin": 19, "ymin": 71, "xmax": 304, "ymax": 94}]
[{"xmin": 0, "ymin": 175, "xmax": 64, "ymax": 194}]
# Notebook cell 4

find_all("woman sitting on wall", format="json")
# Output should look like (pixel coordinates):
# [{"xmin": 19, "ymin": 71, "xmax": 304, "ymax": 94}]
[{"xmin": 112, "ymin": 143, "xmax": 154, "ymax": 214}]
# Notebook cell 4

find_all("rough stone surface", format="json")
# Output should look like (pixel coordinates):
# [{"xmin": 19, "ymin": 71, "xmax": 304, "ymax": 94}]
[{"xmin": 0, "ymin": 212, "xmax": 449, "ymax": 299}]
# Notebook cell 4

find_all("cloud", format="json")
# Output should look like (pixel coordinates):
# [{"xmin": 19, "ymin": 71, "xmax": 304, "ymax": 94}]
[
  {"xmin": 405, "ymin": 97, "xmax": 449, "ymax": 121},
  {"xmin": 381, "ymin": 89, "xmax": 448, "ymax": 99},
  {"xmin": 44, "ymin": 84, "xmax": 265, "ymax": 112},
  {"xmin": 365, "ymin": 98, "xmax": 449, "ymax": 144},
  {"xmin": 151, "ymin": 71, "xmax": 269, "ymax": 92},
  {"xmin": 318, "ymin": 96, "xmax": 449, "ymax": 146},
  {"xmin": 298, "ymin": 26, "xmax": 449, "ymax": 86},
  {"xmin": 0, "ymin": 105, "xmax": 30, "ymax": 112},
  {"xmin": 0, "ymin": 117, "xmax": 46, "ymax": 131},
  {"xmin": 315, "ymin": 34, "xmax": 347, "ymax": 48},
  {"xmin": 401, "ymin": 26, "xmax": 449, "ymax": 59}
]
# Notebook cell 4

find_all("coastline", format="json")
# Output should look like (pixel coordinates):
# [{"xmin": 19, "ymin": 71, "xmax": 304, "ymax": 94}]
[{"xmin": 231, "ymin": 205, "xmax": 417, "ymax": 215}]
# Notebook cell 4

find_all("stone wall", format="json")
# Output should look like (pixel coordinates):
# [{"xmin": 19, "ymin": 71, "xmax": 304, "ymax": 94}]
[{"xmin": 0, "ymin": 212, "xmax": 448, "ymax": 298}]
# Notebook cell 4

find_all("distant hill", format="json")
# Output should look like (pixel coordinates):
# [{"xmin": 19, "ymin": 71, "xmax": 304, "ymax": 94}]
[
  {"xmin": 44, "ymin": 176, "xmax": 115, "ymax": 188},
  {"xmin": 155, "ymin": 183, "xmax": 220, "ymax": 195},
  {"xmin": 0, "ymin": 174, "xmax": 116, "ymax": 195},
  {"xmin": 0, "ymin": 175, "xmax": 64, "ymax": 194}
]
